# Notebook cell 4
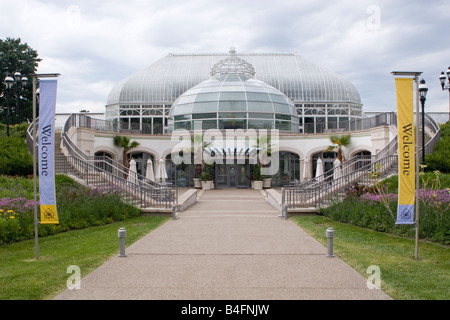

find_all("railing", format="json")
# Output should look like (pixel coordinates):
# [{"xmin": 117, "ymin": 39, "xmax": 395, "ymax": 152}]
[
  {"xmin": 301, "ymin": 112, "xmax": 397, "ymax": 134},
  {"xmin": 62, "ymin": 114, "xmax": 176, "ymax": 208},
  {"xmin": 282, "ymin": 112, "xmax": 442, "ymax": 209},
  {"xmin": 283, "ymin": 154, "xmax": 398, "ymax": 208},
  {"xmin": 27, "ymin": 114, "xmax": 176, "ymax": 209},
  {"xmin": 55, "ymin": 155, "xmax": 175, "ymax": 209},
  {"xmin": 68, "ymin": 114, "xmax": 167, "ymax": 135}
]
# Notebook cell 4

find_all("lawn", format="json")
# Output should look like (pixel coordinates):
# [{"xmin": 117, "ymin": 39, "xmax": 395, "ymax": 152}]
[
  {"xmin": 0, "ymin": 215, "xmax": 169, "ymax": 300},
  {"xmin": 291, "ymin": 215, "xmax": 450, "ymax": 300}
]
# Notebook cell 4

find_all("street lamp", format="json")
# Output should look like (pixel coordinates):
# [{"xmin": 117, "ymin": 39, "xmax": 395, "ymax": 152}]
[
  {"xmin": 4, "ymin": 75, "xmax": 14, "ymax": 137},
  {"xmin": 439, "ymin": 66, "xmax": 450, "ymax": 121},
  {"xmin": 13, "ymin": 71, "xmax": 28, "ymax": 124},
  {"xmin": 418, "ymin": 79, "xmax": 428, "ymax": 164}
]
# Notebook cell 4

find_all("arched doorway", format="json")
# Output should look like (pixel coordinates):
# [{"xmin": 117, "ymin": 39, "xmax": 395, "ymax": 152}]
[
  {"xmin": 353, "ymin": 150, "xmax": 372, "ymax": 170},
  {"xmin": 94, "ymin": 151, "xmax": 114, "ymax": 173},
  {"xmin": 128, "ymin": 152, "xmax": 155, "ymax": 178},
  {"xmin": 165, "ymin": 154, "xmax": 196, "ymax": 187},
  {"xmin": 312, "ymin": 151, "xmax": 338, "ymax": 179},
  {"xmin": 272, "ymin": 152, "xmax": 300, "ymax": 186}
]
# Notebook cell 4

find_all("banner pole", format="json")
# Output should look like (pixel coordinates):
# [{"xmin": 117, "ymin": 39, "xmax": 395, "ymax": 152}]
[
  {"xmin": 32, "ymin": 77, "xmax": 39, "ymax": 261},
  {"xmin": 414, "ymin": 76, "xmax": 420, "ymax": 260},
  {"xmin": 30, "ymin": 73, "xmax": 61, "ymax": 261}
]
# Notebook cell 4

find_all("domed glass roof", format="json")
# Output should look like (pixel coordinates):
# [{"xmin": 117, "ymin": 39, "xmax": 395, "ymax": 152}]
[
  {"xmin": 106, "ymin": 51, "xmax": 361, "ymax": 107},
  {"xmin": 169, "ymin": 50, "xmax": 299, "ymax": 132}
]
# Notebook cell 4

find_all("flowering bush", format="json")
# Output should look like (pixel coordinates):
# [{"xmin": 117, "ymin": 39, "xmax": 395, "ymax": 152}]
[
  {"xmin": 0, "ymin": 175, "xmax": 141, "ymax": 245},
  {"xmin": 322, "ymin": 174, "xmax": 450, "ymax": 245}
]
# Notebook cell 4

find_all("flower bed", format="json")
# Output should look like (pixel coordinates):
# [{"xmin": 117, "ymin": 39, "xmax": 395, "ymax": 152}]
[
  {"xmin": 321, "ymin": 180, "xmax": 450, "ymax": 245},
  {"xmin": 0, "ymin": 175, "xmax": 141, "ymax": 245}
]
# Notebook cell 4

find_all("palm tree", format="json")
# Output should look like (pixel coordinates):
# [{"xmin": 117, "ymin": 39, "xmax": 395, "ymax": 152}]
[
  {"xmin": 326, "ymin": 134, "xmax": 351, "ymax": 163},
  {"xmin": 113, "ymin": 135, "xmax": 140, "ymax": 168},
  {"xmin": 191, "ymin": 133, "xmax": 212, "ymax": 178}
]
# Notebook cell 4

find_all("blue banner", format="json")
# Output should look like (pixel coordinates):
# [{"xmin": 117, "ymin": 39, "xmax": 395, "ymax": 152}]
[{"xmin": 38, "ymin": 80, "xmax": 59, "ymax": 224}]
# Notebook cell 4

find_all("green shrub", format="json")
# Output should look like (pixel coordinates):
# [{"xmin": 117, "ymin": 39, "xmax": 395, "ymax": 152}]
[
  {"xmin": 0, "ymin": 175, "xmax": 142, "ymax": 245},
  {"xmin": 426, "ymin": 122, "xmax": 450, "ymax": 173},
  {"xmin": 0, "ymin": 137, "xmax": 33, "ymax": 176}
]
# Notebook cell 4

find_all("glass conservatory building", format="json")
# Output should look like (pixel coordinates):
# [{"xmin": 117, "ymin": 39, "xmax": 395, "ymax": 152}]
[
  {"xmin": 169, "ymin": 48, "xmax": 299, "ymax": 132},
  {"xmin": 106, "ymin": 48, "xmax": 362, "ymax": 134},
  {"xmin": 94, "ymin": 48, "xmax": 388, "ymax": 188}
]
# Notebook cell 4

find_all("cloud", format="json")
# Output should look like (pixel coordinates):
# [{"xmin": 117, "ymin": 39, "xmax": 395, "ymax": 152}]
[{"xmin": 0, "ymin": 0, "xmax": 449, "ymax": 113}]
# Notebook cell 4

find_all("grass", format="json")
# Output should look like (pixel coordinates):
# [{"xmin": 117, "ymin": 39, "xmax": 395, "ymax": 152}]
[
  {"xmin": 0, "ymin": 215, "xmax": 169, "ymax": 300},
  {"xmin": 291, "ymin": 215, "xmax": 450, "ymax": 300}
]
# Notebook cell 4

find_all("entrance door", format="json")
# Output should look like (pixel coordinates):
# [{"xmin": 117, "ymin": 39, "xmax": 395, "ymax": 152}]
[{"xmin": 215, "ymin": 161, "xmax": 250, "ymax": 188}]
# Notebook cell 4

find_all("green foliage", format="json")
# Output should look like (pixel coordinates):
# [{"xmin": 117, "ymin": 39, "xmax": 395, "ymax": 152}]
[
  {"xmin": 251, "ymin": 164, "xmax": 262, "ymax": 181},
  {"xmin": 0, "ymin": 37, "xmax": 41, "ymax": 124},
  {"xmin": 326, "ymin": 134, "xmax": 351, "ymax": 162},
  {"xmin": 0, "ymin": 137, "xmax": 33, "ymax": 176},
  {"xmin": 0, "ymin": 175, "xmax": 141, "ymax": 245},
  {"xmin": 425, "ymin": 122, "xmax": 450, "ymax": 173},
  {"xmin": 199, "ymin": 163, "xmax": 214, "ymax": 181},
  {"xmin": 113, "ymin": 135, "xmax": 140, "ymax": 167},
  {"xmin": 321, "ymin": 173, "xmax": 450, "ymax": 245}
]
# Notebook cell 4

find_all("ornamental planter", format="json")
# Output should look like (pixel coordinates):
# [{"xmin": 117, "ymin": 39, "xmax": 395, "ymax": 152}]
[
  {"xmin": 263, "ymin": 178, "xmax": 272, "ymax": 188},
  {"xmin": 201, "ymin": 181, "xmax": 211, "ymax": 189},
  {"xmin": 193, "ymin": 178, "xmax": 202, "ymax": 189},
  {"xmin": 253, "ymin": 181, "xmax": 263, "ymax": 190}
]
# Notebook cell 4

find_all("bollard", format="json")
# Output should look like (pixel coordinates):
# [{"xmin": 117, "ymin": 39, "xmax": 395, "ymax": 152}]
[
  {"xmin": 326, "ymin": 227, "xmax": 335, "ymax": 257},
  {"xmin": 118, "ymin": 227, "xmax": 127, "ymax": 257},
  {"xmin": 172, "ymin": 204, "xmax": 177, "ymax": 220},
  {"xmin": 283, "ymin": 204, "xmax": 288, "ymax": 220}
]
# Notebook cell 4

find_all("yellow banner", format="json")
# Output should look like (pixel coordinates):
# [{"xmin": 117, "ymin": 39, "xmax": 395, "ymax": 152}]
[
  {"xmin": 40, "ymin": 204, "xmax": 59, "ymax": 224},
  {"xmin": 395, "ymin": 78, "xmax": 415, "ymax": 224}
]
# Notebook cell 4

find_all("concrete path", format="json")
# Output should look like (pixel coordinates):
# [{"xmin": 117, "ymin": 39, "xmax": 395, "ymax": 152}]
[{"xmin": 54, "ymin": 189, "xmax": 391, "ymax": 300}]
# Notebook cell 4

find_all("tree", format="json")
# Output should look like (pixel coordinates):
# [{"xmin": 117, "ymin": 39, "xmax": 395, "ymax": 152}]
[
  {"xmin": 0, "ymin": 37, "xmax": 41, "ymax": 124},
  {"xmin": 326, "ymin": 134, "xmax": 351, "ymax": 163},
  {"xmin": 190, "ymin": 133, "xmax": 212, "ymax": 178},
  {"xmin": 113, "ymin": 135, "xmax": 140, "ymax": 168}
]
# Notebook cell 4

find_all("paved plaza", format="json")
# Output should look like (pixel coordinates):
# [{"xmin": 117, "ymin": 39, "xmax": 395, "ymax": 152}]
[{"xmin": 54, "ymin": 189, "xmax": 391, "ymax": 300}]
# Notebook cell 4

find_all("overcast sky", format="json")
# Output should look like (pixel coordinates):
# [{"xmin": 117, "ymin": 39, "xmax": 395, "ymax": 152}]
[{"xmin": 1, "ymin": 0, "xmax": 449, "ymax": 114}]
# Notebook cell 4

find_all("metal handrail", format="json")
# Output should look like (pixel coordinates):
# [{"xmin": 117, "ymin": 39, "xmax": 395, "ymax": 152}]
[
  {"xmin": 26, "ymin": 114, "xmax": 176, "ymax": 209},
  {"xmin": 284, "ymin": 154, "xmax": 398, "ymax": 208},
  {"xmin": 56, "ymin": 155, "xmax": 174, "ymax": 209},
  {"xmin": 61, "ymin": 113, "xmax": 176, "ymax": 208}
]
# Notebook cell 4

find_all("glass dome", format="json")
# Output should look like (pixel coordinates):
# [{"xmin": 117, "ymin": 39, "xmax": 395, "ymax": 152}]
[
  {"xmin": 106, "ymin": 49, "xmax": 362, "ymax": 134},
  {"xmin": 170, "ymin": 50, "xmax": 299, "ymax": 132}
]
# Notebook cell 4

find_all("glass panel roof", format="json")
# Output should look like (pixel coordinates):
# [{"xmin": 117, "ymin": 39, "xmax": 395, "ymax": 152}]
[{"xmin": 106, "ymin": 52, "xmax": 362, "ymax": 107}]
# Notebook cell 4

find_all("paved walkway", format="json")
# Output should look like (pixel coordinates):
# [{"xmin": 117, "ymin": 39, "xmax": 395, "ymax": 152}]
[{"xmin": 54, "ymin": 189, "xmax": 391, "ymax": 300}]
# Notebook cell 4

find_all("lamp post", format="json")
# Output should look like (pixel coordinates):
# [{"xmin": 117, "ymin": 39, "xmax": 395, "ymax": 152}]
[
  {"xmin": 419, "ymin": 79, "xmax": 428, "ymax": 164},
  {"xmin": 439, "ymin": 66, "xmax": 450, "ymax": 121},
  {"xmin": 4, "ymin": 75, "xmax": 14, "ymax": 137},
  {"xmin": 13, "ymin": 71, "xmax": 28, "ymax": 124}
]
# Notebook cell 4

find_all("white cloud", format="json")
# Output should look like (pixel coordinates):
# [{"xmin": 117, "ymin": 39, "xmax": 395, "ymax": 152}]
[{"xmin": 1, "ymin": 0, "xmax": 449, "ymax": 114}]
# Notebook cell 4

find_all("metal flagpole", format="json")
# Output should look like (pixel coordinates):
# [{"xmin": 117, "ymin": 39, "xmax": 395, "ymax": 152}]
[
  {"xmin": 414, "ymin": 76, "xmax": 420, "ymax": 260},
  {"xmin": 30, "ymin": 73, "xmax": 61, "ymax": 261},
  {"xmin": 32, "ymin": 77, "xmax": 38, "ymax": 260},
  {"xmin": 391, "ymin": 71, "xmax": 422, "ymax": 261}
]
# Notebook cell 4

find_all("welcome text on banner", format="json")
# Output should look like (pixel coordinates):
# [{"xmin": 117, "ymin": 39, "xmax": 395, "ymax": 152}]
[
  {"xmin": 38, "ymin": 80, "xmax": 59, "ymax": 224},
  {"xmin": 395, "ymin": 78, "xmax": 415, "ymax": 225}
]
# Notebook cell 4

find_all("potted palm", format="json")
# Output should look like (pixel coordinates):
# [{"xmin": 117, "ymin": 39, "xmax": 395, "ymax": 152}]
[
  {"xmin": 199, "ymin": 171, "xmax": 212, "ymax": 189},
  {"xmin": 191, "ymin": 134, "xmax": 212, "ymax": 188},
  {"xmin": 252, "ymin": 164, "xmax": 263, "ymax": 189},
  {"xmin": 253, "ymin": 134, "xmax": 274, "ymax": 189}
]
